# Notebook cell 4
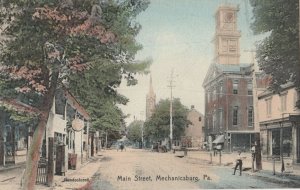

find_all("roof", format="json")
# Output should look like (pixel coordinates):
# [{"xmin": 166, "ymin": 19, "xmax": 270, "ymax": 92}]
[
  {"xmin": 203, "ymin": 63, "xmax": 253, "ymax": 87},
  {"xmin": 0, "ymin": 98, "xmax": 40, "ymax": 115},
  {"xmin": 64, "ymin": 90, "xmax": 90, "ymax": 120},
  {"xmin": 215, "ymin": 63, "xmax": 253, "ymax": 74},
  {"xmin": 258, "ymin": 81, "xmax": 296, "ymax": 99}
]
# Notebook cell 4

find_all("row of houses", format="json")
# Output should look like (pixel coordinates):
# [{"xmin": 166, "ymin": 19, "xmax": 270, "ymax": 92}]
[
  {"xmin": 202, "ymin": 4, "xmax": 300, "ymax": 165},
  {"xmin": 0, "ymin": 88, "xmax": 101, "ymax": 185}
]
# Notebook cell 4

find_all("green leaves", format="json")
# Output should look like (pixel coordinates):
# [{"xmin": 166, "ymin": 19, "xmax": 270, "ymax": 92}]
[
  {"xmin": 250, "ymin": 0, "xmax": 300, "ymax": 90},
  {"xmin": 127, "ymin": 120, "xmax": 143, "ymax": 142},
  {"xmin": 144, "ymin": 98, "xmax": 189, "ymax": 141}
]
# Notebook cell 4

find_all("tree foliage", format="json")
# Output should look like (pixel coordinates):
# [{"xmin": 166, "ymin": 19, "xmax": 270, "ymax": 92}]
[
  {"xmin": 127, "ymin": 120, "xmax": 143, "ymax": 143},
  {"xmin": 144, "ymin": 98, "xmax": 190, "ymax": 142},
  {"xmin": 0, "ymin": 0, "xmax": 150, "ymax": 188},
  {"xmin": 66, "ymin": 0, "xmax": 151, "ymax": 137},
  {"xmin": 250, "ymin": 0, "xmax": 300, "ymax": 90}
]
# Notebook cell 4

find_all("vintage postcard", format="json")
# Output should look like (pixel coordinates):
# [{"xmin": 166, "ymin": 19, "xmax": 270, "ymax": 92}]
[{"xmin": 0, "ymin": 0, "xmax": 299, "ymax": 189}]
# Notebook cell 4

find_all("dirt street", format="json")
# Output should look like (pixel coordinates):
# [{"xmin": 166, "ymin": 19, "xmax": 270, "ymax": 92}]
[{"xmin": 90, "ymin": 149, "xmax": 222, "ymax": 190}]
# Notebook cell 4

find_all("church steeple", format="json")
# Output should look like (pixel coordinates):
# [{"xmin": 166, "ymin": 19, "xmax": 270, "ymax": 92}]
[
  {"xmin": 149, "ymin": 74, "xmax": 155, "ymax": 96},
  {"xmin": 146, "ymin": 74, "xmax": 156, "ymax": 120}
]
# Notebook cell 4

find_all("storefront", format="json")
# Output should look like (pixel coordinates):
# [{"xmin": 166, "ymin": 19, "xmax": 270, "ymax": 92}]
[{"xmin": 260, "ymin": 116, "xmax": 300, "ymax": 164}]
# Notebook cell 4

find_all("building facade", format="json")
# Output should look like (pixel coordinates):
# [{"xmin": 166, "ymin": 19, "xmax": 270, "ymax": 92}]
[
  {"xmin": 185, "ymin": 106, "xmax": 204, "ymax": 148},
  {"xmin": 146, "ymin": 75, "xmax": 156, "ymax": 120},
  {"xmin": 202, "ymin": 5, "xmax": 258, "ymax": 152},
  {"xmin": 258, "ymin": 82, "xmax": 300, "ymax": 164},
  {"xmin": 0, "ymin": 89, "xmax": 93, "ymax": 178}
]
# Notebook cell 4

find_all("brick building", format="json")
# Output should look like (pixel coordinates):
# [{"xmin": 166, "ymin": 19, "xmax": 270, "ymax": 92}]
[{"xmin": 202, "ymin": 5, "xmax": 258, "ymax": 152}]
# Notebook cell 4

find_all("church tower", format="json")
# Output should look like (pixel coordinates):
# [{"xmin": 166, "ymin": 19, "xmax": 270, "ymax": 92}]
[
  {"xmin": 146, "ymin": 75, "xmax": 156, "ymax": 120},
  {"xmin": 214, "ymin": 5, "xmax": 241, "ymax": 65}
]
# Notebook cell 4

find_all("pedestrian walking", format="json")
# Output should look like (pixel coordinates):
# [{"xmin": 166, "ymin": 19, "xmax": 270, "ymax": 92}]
[{"xmin": 233, "ymin": 151, "xmax": 244, "ymax": 176}]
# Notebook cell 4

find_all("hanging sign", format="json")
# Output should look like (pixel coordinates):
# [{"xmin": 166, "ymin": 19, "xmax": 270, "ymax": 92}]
[{"xmin": 72, "ymin": 118, "xmax": 84, "ymax": 131}]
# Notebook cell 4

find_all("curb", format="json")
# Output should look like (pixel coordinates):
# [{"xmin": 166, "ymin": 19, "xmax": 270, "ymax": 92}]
[{"xmin": 0, "ymin": 162, "xmax": 26, "ymax": 173}]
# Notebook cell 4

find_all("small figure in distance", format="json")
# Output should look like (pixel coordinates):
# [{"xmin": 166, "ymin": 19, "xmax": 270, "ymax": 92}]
[{"xmin": 233, "ymin": 150, "xmax": 245, "ymax": 176}]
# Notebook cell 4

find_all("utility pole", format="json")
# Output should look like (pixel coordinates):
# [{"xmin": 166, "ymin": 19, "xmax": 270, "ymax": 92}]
[
  {"xmin": 168, "ymin": 70, "xmax": 175, "ymax": 151},
  {"xmin": 245, "ymin": 49, "xmax": 262, "ymax": 170},
  {"xmin": 140, "ymin": 111, "xmax": 144, "ymax": 149}
]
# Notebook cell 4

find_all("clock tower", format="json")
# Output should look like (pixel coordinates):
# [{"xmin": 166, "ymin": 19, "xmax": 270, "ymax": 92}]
[{"xmin": 214, "ymin": 5, "xmax": 241, "ymax": 65}]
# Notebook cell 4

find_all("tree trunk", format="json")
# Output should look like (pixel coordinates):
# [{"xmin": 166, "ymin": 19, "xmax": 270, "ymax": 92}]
[
  {"xmin": 22, "ymin": 71, "xmax": 59, "ymax": 190},
  {"xmin": 105, "ymin": 131, "xmax": 108, "ymax": 149}
]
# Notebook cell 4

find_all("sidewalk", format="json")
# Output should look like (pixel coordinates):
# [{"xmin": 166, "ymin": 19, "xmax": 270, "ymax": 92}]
[
  {"xmin": 184, "ymin": 150, "xmax": 300, "ymax": 186},
  {"xmin": 0, "ymin": 154, "xmax": 103, "ymax": 190},
  {"xmin": 37, "ymin": 154, "xmax": 103, "ymax": 190}
]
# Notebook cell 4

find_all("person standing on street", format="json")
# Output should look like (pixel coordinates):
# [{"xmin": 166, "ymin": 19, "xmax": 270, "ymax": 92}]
[{"xmin": 233, "ymin": 151, "xmax": 243, "ymax": 176}]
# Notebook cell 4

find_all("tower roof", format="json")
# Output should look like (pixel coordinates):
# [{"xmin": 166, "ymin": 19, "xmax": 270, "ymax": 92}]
[{"xmin": 147, "ymin": 74, "xmax": 155, "ymax": 97}]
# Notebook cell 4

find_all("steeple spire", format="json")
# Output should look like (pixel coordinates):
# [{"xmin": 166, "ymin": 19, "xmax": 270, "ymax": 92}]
[
  {"xmin": 146, "ymin": 74, "xmax": 156, "ymax": 120},
  {"xmin": 149, "ymin": 74, "xmax": 155, "ymax": 96}
]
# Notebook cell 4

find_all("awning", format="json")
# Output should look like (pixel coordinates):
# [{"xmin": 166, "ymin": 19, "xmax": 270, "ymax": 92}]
[{"xmin": 212, "ymin": 135, "xmax": 225, "ymax": 144}]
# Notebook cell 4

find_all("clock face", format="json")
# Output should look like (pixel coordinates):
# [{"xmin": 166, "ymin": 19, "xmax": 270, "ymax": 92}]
[
  {"xmin": 222, "ymin": 12, "xmax": 234, "ymax": 30},
  {"xmin": 224, "ymin": 12, "xmax": 234, "ymax": 22}
]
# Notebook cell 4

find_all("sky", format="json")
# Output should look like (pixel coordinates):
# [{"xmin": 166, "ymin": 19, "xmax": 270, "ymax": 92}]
[{"xmin": 117, "ymin": 0, "xmax": 264, "ymax": 125}]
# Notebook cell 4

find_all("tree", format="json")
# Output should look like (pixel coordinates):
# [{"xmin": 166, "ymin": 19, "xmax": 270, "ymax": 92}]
[
  {"xmin": 250, "ymin": 0, "xmax": 300, "ymax": 91},
  {"xmin": 127, "ymin": 120, "xmax": 143, "ymax": 144},
  {"xmin": 0, "ymin": 0, "xmax": 150, "ymax": 189},
  {"xmin": 66, "ymin": 0, "xmax": 151, "ymax": 142},
  {"xmin": 143, "ymin": 98, "xmax": 190, "ymax": 143}
]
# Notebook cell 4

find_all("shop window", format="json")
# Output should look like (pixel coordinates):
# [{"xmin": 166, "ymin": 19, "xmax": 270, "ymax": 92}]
[
  {"xmin": 283, "ymin": 128, "xmax": 292, "ymax": 157},
  {"xmin": 272, "ymin": 130, "xmax": 280, "ymax": 156}
]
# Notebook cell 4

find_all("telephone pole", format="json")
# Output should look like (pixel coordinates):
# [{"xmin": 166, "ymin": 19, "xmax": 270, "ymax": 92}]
[
  {"xmin": 168, "ymin": 70, "xmax": 175, "ymax": 151},
  {"xmin": 245, "ymin": 49, "xmax": 262, "ymax": 170},
  {"xmin": 140, "ymin": 111, "xmax": 144, "ymax": 149}
]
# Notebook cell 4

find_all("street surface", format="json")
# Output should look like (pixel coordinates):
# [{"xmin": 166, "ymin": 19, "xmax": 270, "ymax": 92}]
[{"xmin": 89, "ymin": 148, "xmax": 291, "ymax": 190}]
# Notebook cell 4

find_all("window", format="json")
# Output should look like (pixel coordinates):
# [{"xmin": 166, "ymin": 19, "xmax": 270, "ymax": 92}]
[
  {"xmin": 233, "ymin": 106, "xmax": 238, "ymax": 125},
  {"xmin": 213, "ymin": 88, "xmax": 216, "ymax": 101},
  {"xmin": 247, "ymin": 81, "xmax": 253, "ymax": 95},
  {"xmin": 222, "ymin": 39, "xmax": 228, "ymax": 53},
  {"xmin": 266, "ymin": 98, "xmax": 272, "ymax": 116},
  {"xmin": 219, "ymin": 82, "xmax": 224, "ymax": 97},
  {"xmin": 219, "ymin": 109, "xmax": 223, "ymax": 128},
  {"xmin": 220, "ymin": 84, "xmax": 223, "ymax": 95},
  {"xmin": 233, "ymin": 80, "xmax": 238, "ymax": 94},
  {"xmin": 280, "ymin": 93, "xmax": 287, "ymax": 112},
  {"xmin": 213, "ymin": 111, "xmax": 217, "ymax": 129},
  {"xmin": 229, "ymin": 40, "xmax": 237, "ymax": 53},
  {"xmin": 207, "ymin": 92, "xmax": 210, "ymax": 103},
  {"xmin": 248, "ymin": 106, "xmax": 253, "ymax": 127}
]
